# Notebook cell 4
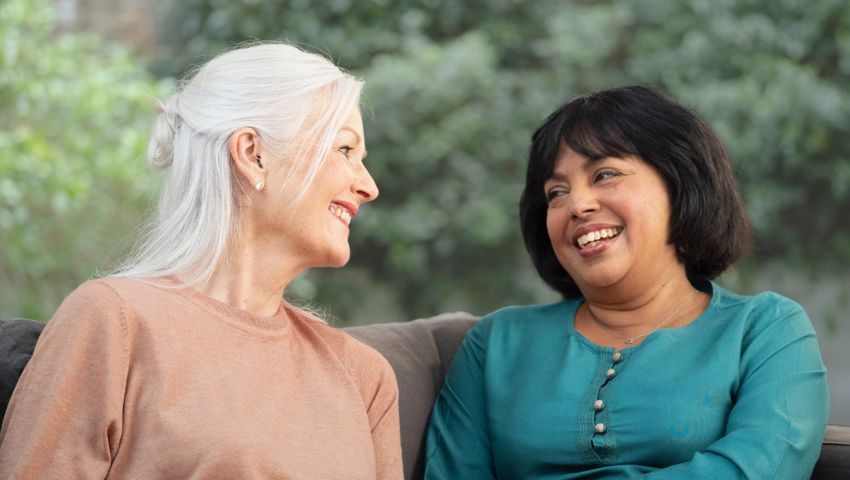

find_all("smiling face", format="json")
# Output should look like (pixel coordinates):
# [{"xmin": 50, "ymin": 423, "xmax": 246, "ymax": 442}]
[
  {"xmin": 544, "ymin": 147, "xmax": 682, "ymax": 295},
  {"xmin": 258, "ymin": 107, "xmax": 378, "ymax": 270}
]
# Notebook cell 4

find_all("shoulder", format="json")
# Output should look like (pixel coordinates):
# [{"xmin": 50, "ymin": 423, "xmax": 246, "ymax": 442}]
[
  {"xmin": 291, "ymin": 312, "xmax": 397, "ymax": 387},
  {"xmin": 62, "ymin": 277, "xmax": 123, "ymax": 305},
  {"xmin": 90, "ymin": 276, "xmax": 176, "ymax": 305},
  {"xmin": 472, "ymin": 300, "xmax": 577, "ymax": 340},
  {"xmin": 485, "ymin": 301, "xmax": 571, "ymax": 322},
  {"xmin": 59, "ymin": 276, "xmax": 174, "ymax": 313},
  {"xmin": 48, "ymin": 278, "xmax": 128, "ymax": 328},
  {"xmin": 35, "ymin": 278, "xmax": 137, "ymax": 362},
  {"xmin": 47, "ymin": 276, "xmax": 185, "ymax": 338},
  {"xmin": 450, "ymin": 301, "xmax": 577, "ymax": 363},
  {"xmin": 711, "ymin": 284, "xmax": 813, "ymax": 337},
  {"xmin": 709, "ymin": 284, "xmax": 819, "ymax": 367}
]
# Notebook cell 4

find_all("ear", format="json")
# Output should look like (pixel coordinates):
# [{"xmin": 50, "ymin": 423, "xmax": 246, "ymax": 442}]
[{"xmin": 229, "ymin": 127, "xmax": 265, "ymax": 191}]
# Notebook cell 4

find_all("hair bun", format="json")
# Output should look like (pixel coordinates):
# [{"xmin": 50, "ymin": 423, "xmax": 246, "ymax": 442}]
[{"xmin": 147, "ymin": 96, "xmax": 181, "ymax": 170}]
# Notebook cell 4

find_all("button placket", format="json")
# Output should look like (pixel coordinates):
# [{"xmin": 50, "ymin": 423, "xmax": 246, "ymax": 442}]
[{"xmin": 591, "ymin": 350, "xmax": 626, "ymax": 446}]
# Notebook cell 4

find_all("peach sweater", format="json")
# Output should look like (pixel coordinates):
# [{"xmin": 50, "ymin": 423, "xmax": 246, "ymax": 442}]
[{"xmin": 0, "ymin": 277, "xmax": 403, "ymax": 479}]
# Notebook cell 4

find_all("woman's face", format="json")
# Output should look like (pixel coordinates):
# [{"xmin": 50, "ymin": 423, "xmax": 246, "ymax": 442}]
[
  {"xmin": 544, "ymin": 146, "xmax": 681, "ymax": 295},
  {"xmin": 261, "ymin": 107, "xmax": 378, "ymax": 270}
]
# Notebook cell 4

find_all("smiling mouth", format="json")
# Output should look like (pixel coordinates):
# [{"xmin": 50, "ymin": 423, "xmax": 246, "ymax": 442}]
[
  {"xmin": 576, "ymin": 227, "xmax": 622, "ymax": 249},
  {"xmin": 329, "ymin": 203, "xmax": 352, "ymax": 226}
]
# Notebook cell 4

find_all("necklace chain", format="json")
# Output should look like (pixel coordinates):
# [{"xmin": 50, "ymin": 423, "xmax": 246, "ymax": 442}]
[{"xmin": 585, "ymin": 290, "xmax": 700, "ymax": 345}]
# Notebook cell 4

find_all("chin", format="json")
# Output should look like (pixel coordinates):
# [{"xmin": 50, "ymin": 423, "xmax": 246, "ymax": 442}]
[
  {"xmin": 324, "ymin": 248, "xmax": 351, "ymax": 268},
  {"xmin": 327, "ymin": 258, "xmax": 350, "ymax": 268},
  {"xmin": 570, "ymin": 266, "xmax": 627, "ymax": 291}
]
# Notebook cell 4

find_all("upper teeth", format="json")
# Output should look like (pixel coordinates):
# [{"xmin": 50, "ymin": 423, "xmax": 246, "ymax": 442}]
[
  {"xmin": 329, "ymin": 204, "xmax": 352, "ymax": 225},
  {"xmin": 577, "ymin": 227, "xmax": 620, "ymax": 248}
]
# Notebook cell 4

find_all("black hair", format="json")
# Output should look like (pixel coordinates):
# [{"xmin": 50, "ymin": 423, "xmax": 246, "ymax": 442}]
[{"xmin": 519, "ymin": 85, "xmax": 751, "ymax": 298}]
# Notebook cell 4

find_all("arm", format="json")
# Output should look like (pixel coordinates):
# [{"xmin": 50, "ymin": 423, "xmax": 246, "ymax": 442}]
[
  {"xmin": 646, "ymin": 297, "xmax": 828, "ymax": 479},
  {"xmin": 350, "ymin": 345, "xmax": 404, "ymax": 480},
  {"xmin": 425, "ymin": 320, "xmax": 496, "ymax": 480},
  {"xmin": 0, "ymin": 281, "xmax": 129, "ymax": 479},
  {"xmin": 369, "ymin": 359, "xmax": 404, "ymax": 480}
]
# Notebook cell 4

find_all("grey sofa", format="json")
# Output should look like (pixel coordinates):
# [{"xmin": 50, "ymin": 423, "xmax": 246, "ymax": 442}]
[{"xmin": 2, "ymin": 315, "xmax": 848, "ymax": 479}]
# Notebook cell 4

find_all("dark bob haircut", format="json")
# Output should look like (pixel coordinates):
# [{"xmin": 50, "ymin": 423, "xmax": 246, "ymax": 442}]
[{"xmin": 519, "ymin": 85, "xmax": 751, "ymax": 298}]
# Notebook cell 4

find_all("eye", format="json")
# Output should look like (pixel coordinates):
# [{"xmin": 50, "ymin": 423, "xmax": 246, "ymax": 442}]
[
  {"xmin": 337, "ymin": 145, "xmax": 353, "ymax": 158},
  {"xmin": 594, "ymin": 169, "xmax": 621, "ymax": 182},
  {"xmin": 546, "ymin": 187, "xmax": 569, "ymax": 203}
]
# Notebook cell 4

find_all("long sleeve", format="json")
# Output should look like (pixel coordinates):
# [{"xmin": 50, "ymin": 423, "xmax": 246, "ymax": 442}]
[
  {"xmin": 365, "ymin": 356, "xmax": 405, "ymax": 480},
  {"xmin": 645, "ymin": 296, "xmax": 829, "ymax": 479},
  {"xmin": 0, "ymin": 280, "xmax": 129, "ymax": 479},
  {"xmin": 425, "ymin": 319, "xmax": 495, "ymax": 480}
]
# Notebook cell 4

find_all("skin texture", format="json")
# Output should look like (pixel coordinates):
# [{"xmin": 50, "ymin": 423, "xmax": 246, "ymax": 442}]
[
  {"xmin": 200, "ymin": 107, "xmax": 377, "ymax": 316},
  {"xmin": 544, "ymin": 146, "xmax": 708, "ymax": 347}
]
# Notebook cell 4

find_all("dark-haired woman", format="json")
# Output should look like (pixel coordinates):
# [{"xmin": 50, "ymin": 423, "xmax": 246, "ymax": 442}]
[{"xmin": 425, "ymin": 86, "xmax": 828, "ymax": 479}]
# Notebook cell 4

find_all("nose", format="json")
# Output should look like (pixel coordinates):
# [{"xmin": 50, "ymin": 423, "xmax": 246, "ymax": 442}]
[
  {"xmin": 352, "ymin": 164, "xmax": 379, "ymax": 202},
  {"xmin": 567, "ymin": 185, "xmax": 598, "ymax": 219}
]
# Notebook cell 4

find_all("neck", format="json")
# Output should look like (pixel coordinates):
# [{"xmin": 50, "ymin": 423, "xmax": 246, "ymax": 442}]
[
  {"xmin": 580, "ymin": 269, "xmax": 706, "ymax": 340},
  {"xmin": 196, "ymin": 229, "xmax": 307, "ymax": 318}
]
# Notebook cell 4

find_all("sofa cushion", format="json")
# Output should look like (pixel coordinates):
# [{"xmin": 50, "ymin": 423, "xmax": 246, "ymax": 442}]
[
  {"xmin": 813, "ymin": 425, "xmax": 850, "ymax": 479},
  {"xmin": 346, "ymin": 312, "xmax": 478, "ymax": 480}
]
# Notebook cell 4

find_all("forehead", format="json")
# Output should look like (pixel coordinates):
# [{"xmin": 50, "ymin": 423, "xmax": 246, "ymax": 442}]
[
  {"xmin": 548, "ymin": 145, "xmax": 646, "ymax": 181},
  {"xmin": 549, "ymin": 145, "xmax": 595, "ymax": 174},
  {"xmin": 338, "ymin": 108, "xmax": 364, "ymax": 138}
]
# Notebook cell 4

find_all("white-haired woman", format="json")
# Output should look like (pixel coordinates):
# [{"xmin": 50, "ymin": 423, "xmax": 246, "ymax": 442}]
[{"xmin": 0, "ymin": 43, "xmax": 403, "ymax": 479}]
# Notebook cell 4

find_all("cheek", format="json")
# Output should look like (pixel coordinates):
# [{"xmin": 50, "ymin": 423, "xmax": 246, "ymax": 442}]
[
  {"xmin": 623, "ymin": 187, "xmax": 672, "ymax": 243},
  {"xmin": 641, "ymin": 192, "xmax": 672, "ymax": 231},
  {"xmin": 546, "ymin": 208, "xmax": 566, "ymax": 244}
]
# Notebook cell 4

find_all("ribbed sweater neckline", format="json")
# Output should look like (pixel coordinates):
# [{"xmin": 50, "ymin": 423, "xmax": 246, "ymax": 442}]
[{"xmin": 158, "ymin": 276, "xmax": 291, "ymax": 337}]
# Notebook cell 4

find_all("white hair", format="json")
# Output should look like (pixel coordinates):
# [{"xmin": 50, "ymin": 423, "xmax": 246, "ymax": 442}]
[{"xmin": 113, "ymin": 42, "xmax": 363, "ymax": 285}]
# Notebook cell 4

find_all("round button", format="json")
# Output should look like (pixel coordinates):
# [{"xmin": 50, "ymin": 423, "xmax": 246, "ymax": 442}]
[
  {"xmin": 612, "ymin": 352, "xmax": 622, "ymax": 362},
  {"xmin": 595, "ymin": 423, "xmax": 606, "ymax": 434},
  {"xmin": 606, "ymin": 368, "xmax": 616, "ymax": 378},
  {"xmin": 594, "ymin": 399, "xmax": 604, "ymax": 411}
]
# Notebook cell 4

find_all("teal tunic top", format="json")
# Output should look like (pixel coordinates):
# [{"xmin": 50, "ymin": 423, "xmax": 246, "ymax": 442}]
[{"xmin": 425, "ymin": 283, "xmax": 828, "ymax": 479}]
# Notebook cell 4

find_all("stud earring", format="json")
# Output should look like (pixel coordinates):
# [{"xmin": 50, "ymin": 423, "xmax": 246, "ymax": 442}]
[
  {"xmin": 256, "ymin": 154, "xmax": 263, "ymax": 168},
  {"xmin": 255, "ymin": 181, "xmax": 264, "ymax": 191}
]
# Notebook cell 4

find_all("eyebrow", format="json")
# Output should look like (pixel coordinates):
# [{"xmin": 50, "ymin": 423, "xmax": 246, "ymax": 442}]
[
  {"xmin": 545, "ymin": 171, "xmax": 567, "ymax": 183},
  {"xmin": 545, "ymin": 156, "xmax": 602, "ymax": 183}
]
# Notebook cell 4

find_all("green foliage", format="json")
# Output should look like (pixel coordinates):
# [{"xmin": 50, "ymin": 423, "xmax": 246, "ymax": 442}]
[
  {"xmin": 0, "ymin": 0, "xmax": 169, "ymax": 320},
  {"xmin": 333, "ymin": 34, "xmax": 552, "ymax": 317},
  {"xmin": 5, "ymin": 0, "xmax": 848, "ymax": 324},
  {"xmin": 619, "ymin": 0, "xmax": 850, "ymax": 262},
  {"xmin": 151, "ymin": 0, "xmax": 561, "ymax": 75},
  {"xmin": 154, "ymin": 0, "xmax": 850, "ymax": 322}
]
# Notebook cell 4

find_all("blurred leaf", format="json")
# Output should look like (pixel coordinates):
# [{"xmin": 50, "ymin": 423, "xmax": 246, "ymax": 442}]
[
  {"xmin": 8, "ymin": 0, "xmax": 849, "ymax": 325},
  {"xmin": 0, "ymin": 0, "xmax": 169, "ymax": 320},
  {"xmin": 151, "ymin": 0, "xmax": 850, "ymax": 322}
]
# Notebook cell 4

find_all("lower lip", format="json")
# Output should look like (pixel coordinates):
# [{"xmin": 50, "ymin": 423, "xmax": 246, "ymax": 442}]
[{"xmin": 577, "ymin": 234, "xmax": 620, "ymax": 257}]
